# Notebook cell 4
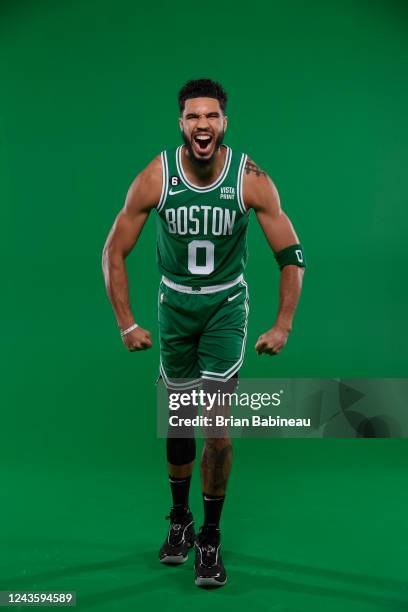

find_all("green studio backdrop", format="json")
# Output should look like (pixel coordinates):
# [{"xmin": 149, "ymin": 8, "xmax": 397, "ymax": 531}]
[{"xmin": 0, "ymin": 1, "xmax": 407, "ymax": 610}]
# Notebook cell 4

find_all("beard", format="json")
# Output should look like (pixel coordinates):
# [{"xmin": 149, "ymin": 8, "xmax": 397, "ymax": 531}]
[{"xmin": 182, "ymin": 129, "xmax": 225, "ymax": 166}]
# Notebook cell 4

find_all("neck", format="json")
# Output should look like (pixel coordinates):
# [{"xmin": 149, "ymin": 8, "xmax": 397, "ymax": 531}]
[{"xmin": 182, "ymin": 145, "xmax": 226, "ymax": 186}]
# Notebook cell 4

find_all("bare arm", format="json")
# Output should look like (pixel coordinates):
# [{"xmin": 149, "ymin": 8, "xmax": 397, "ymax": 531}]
[
  {"xmin": 102, "ymin": 155, "xmax": 162, "ymax": 350},
  {"xmin": 243, "ymin": 158, "xmax": 305, "ymax": 355}
]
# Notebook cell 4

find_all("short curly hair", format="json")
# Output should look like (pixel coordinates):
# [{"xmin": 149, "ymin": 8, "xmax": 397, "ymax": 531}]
[{"xmin": 178, "ymin": 79, "xmax": 228, "ymax": 114}]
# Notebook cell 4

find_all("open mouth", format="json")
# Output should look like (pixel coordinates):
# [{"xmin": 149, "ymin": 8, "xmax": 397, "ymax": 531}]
[{"xmin": 193, "ymin": 133, "xmax": 213, "ymax": 155}]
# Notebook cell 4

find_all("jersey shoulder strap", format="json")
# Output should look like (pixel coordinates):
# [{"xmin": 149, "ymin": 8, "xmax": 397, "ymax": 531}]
[
  {"xmin": 235, "ymin": 151, "xmax": 248, "ymax": 214},
  {"xmin": 156, "ymin": 149, "xmax": 170, "ymax": 213}
]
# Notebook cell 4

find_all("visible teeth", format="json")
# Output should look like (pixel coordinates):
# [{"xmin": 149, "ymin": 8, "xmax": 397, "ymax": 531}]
[{"xmin": 195, "ymin": 135, "xmax": 211, "ymax": 140}]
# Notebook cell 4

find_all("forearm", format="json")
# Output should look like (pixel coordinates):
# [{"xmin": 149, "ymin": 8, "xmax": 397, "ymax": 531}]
[
  {"xmin": 275, "ymin": 265, "xmax": 304, "ymax": 332},
  {"xmin": 102, "ymin": 249, "xmax": 135, "ymax": 329}
]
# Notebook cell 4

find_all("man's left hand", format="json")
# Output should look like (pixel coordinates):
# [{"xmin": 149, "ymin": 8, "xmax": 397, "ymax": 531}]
[{"xmin": 255, "ymin": 325, "xmax": 290, "ymax": 355}]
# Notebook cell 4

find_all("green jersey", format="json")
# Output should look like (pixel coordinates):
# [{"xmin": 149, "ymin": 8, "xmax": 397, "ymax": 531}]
[{"xmin": 156, "ymin": 145, "xmax": 249, "ymax": 288}]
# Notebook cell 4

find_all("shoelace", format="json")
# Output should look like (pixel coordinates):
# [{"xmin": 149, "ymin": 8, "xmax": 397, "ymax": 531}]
[
  {"xmin": 197, "ymin": 530, "xmax": 219, "ymax": 567},
  {"xmin": 165, "ymin": 511, "xmax": 188, "ymax": 544}
]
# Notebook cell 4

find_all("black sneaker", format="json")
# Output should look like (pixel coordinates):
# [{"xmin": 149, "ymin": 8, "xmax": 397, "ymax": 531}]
[
  {"xmin": 194, "ymin": 526, "xmax": 227, "ymax": 587},
  {"xmin": 159, "ymin": 508, "xmax": 195, "ymax": 564}
]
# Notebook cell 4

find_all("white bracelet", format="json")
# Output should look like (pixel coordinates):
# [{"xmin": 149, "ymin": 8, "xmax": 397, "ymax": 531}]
[{"xmin": 120, "ymin": 323, "xmax": 139, "ymax": 337}]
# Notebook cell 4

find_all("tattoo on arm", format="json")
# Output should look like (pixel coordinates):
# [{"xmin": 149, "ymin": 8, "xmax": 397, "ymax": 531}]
[{"xmin": 245, "ymin": 159, "xmax": 266, "ymax": 177}]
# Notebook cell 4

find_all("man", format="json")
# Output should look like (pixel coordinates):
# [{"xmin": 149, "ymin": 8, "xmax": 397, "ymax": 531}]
[{"xmin": 102, "ymin": 79, "xmax": 305, "ymax": 588}]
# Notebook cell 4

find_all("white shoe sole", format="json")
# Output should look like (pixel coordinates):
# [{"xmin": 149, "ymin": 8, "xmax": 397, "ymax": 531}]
[
  {"xmin": 195, "ymin": 576, "xmax": 227, "ymax": 587},
  {"xmin": 160, "ymin": 554, "xmax": 188, "ymax": 565}
]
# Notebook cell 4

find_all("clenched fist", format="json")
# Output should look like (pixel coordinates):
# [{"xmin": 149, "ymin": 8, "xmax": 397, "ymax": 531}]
[
  {"xmin": 122, "ymin": 326, "xmax": 152, "ymax": 351},
  {"xmin": 255, "ymin": 324, "xmax": 290, "ymax": 356}
]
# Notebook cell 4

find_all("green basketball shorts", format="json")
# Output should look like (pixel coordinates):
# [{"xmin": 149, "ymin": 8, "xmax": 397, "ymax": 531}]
[{"xmin": 158, "ymin": 276, "xmax": 249, "ymax": 389}]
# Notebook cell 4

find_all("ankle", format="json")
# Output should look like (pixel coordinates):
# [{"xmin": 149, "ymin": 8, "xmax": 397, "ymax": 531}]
[
  {"xmin": 172, "ymin": 504, "xmax": 189, "ymax": 517},
  {"xmin": 203, "ymin": 522, "xmax": 220, "ymax": 532}
]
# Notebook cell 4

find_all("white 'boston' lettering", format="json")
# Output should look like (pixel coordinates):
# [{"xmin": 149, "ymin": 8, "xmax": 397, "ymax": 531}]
[
  {"xmin": 189, "ymin": 205, "xmax": 200, "ymax": 235},
  {"xmin": 223, "ymin": 209, "xmax": 236, "ymax": 235},
  {"xmin": 212, "ymin": 207, "xmax": 223, "ymax": 236},
  {"xmin": 177, "ymin": 207, "xmax": 188, "ymax": 235},
  {"xmin": 201, "ymin": 206, "xmax": 211, "ymax": 236},
  {"xmin": 164, "ymin": 205, "xmax": 237, "ymax": 237},
  {"xmin": 165, "ymin": 208, "xmax": 177, "ymax": 234}
]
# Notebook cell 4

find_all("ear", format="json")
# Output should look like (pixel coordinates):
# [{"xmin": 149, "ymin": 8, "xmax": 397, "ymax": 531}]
[
  {"xmin": 223, "ymin": 115, "xmax": 228, "ymax": 133},
  {"xmin": 179, "ymin": 117, "xmax": 183, "ymax": 131}
]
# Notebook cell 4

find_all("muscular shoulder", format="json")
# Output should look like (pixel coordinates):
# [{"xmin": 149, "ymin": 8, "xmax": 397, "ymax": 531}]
[
  {"xmin": 124, "ymin": 154, "xmax": 163, "ymax": 214},
  {"xmin": 242, "ymin": 156, "xmax": 281, "ymax": 215}
]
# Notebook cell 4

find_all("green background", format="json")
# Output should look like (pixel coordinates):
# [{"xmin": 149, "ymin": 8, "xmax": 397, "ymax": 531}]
[{"xmin": 1, "ymin": 0, "xmax": 407, "ymax": 610}]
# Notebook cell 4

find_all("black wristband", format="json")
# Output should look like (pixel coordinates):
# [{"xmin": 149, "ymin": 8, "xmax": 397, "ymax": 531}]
[{"xmin": 274, "ymin": 244, "xmax": 306, "ymax": 270}]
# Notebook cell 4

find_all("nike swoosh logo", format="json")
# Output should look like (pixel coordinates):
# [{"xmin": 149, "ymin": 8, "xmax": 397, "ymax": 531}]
[
  {"xmin": 227, "ymin": 291, "xmax": 242, "ymax": 302},
  {"xmin": 169, "ymin": 187, "xmax": 187, "ymax": 196}
]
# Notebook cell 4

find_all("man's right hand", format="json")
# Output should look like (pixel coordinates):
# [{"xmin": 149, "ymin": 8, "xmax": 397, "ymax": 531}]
[{"xmin": 121, "ymin": 326, "xmax": 152, "ymax": 351}]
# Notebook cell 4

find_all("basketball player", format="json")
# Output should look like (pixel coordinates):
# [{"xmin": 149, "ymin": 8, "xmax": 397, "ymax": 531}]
[{"xmin": 102, "ymin": 79, "xmax": 305, "ymax": 587}]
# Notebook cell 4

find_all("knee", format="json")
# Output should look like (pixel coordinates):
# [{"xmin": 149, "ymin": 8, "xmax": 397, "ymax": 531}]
[
  {"xmin": 203, "ymin": 437, "xmax": 232, "ymax": 453},
  {"xmin": 167, "ymin": 436, "xmax": 196, "ymax": 465}
]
